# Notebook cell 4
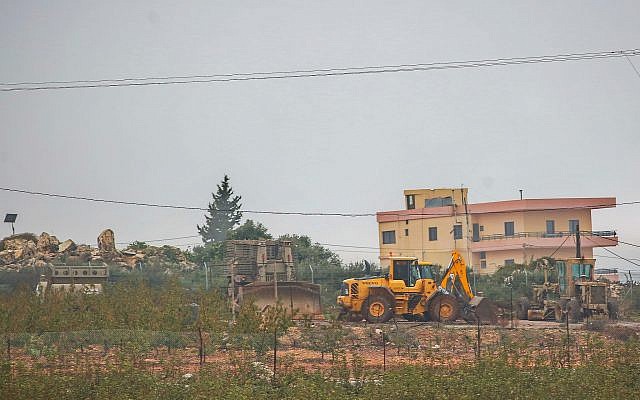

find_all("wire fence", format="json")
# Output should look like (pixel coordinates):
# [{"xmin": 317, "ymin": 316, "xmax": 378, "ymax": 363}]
[{"xmin": 2, "ymin": 321, "xmax": 637, "ymax": 378}]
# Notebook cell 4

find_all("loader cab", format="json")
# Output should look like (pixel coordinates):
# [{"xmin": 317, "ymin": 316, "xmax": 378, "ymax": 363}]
[
  {"xmin": 418, "ymin": 261, "xmax": 439, "ymax": 281},
  {"xmin": 556, "ymin": 257, "xmax": 595, "ymax": 297},
  {"xmin": 390, "ymin": 258, "xmax": 421, "ymax": 287}
]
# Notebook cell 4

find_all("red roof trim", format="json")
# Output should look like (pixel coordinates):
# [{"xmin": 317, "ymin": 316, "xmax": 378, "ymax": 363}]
[{"xmin": 376, "ymin": 197, "xmax": 616, "ymax": 223}]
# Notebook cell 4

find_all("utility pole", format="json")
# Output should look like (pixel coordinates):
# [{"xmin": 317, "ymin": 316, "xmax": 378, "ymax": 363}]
[
  {"xmin": 519, "ymin": 189, "xmax": 523, "ymax": 200},
  {"xmin": 273, "ymin": 263, "xmax": 278, "ymax": 301},
  {"xmin": 462, "ymin": 188, "xmax": 474, "ymax": 292},
  {"xmin": 576, "ymin": 223, "xmax": 581, "ymax": 258},
  {"xmin": 230, "ymin": 261, "xmax": 236, "ymax": 323},
  {"xmin": 509, "ymin": 278, "xmax": 514, "ymax": 329},
  {"xmin": 204, "ymin": 261, "xmax": 209, "ymax": 291}
]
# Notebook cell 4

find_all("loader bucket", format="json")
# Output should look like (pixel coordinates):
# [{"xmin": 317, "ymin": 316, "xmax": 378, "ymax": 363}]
[
  {"xmin": 465, "ymin": 296, "xmax": 498, "ymax": 324},
  {"xmin": 239, "ymin": 281, "xmax": 322, "ymax": 318}
]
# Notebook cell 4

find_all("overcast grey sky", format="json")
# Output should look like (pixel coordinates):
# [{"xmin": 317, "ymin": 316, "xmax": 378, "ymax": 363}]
[{"xmin": 1, "ymin": 1, "xmax": 639, "ymax": 272}]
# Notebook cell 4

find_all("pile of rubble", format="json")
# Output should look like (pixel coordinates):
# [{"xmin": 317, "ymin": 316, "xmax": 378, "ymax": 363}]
[{"xmin": 0, "ymin": 229, "xmax": 196, "ymax": 272}]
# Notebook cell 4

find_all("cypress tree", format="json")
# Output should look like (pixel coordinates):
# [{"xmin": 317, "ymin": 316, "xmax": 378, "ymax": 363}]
[{"xmin": 197, "ymin": 175, "xmax": 243, "ymax": 244}]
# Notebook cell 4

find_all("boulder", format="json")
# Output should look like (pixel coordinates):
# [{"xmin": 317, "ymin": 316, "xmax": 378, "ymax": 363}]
[
  {"xmin": 15, "ymin": 241, "xmax": 37, "ymax": 260},
  {"xmin": 58, "ymin": 239, "xmax": 76, "ymax": 253},
  {"xmin": 97, "ymin": 229, "xmax": 116, "ymax": 253},
  {"xmin": 37, "ymin": 232, "xmax": 59, "ymax": 253},
  {"xmin": 0, "ymin": 250, "xmax": 15, "ymax": 264},
  {"xmin": 2, "ymin": 236, "xmax": 34, "ymax": 251}
]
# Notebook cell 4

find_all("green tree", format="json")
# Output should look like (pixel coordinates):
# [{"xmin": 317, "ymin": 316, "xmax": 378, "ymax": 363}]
[
  {"xmin": 197, "ymin": 175, "xmax": 243, "ymax": 244},
  {"xmin": 227, "ymin": 219, "xmax": 272, "ymax": 240}
]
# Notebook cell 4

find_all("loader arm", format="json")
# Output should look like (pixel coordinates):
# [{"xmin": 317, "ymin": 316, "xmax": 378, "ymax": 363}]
[{"xmin": 438, "ymin": 250, "xmax": 474, "ymax": 302}]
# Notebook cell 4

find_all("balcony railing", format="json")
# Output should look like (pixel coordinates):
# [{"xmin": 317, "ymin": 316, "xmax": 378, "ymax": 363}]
[{"xmin": 478, "ymin": 230, "xmax": 616, "ymax": 241}]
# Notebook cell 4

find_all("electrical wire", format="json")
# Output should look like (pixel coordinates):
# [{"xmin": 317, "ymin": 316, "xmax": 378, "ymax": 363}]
[
  {"xmin": 583, "ymin": 235, "xmax": 640, "ymax": 268},
  {"xmin": 2, "ymin": 49, "xmax": 638, "ymax": 92},
  {"xmin": 0, "ymin": 187, "xmax": 373, "ymax": 217},
  {"xmin": 548, "ymin": 235, "xmax": 571, "ymax": 258},
  {"xmin": 1, "ymin": 186, "xmax": 638, "ymax": 218},
  {"xmin": 1, "ymin": 49, "xmax": 628, "ymax": 87},
  {"xmin": 593, "ymin": 254, "xmax": 640, "ymax": 263},
  {"xmin": 115, "ymin": 234, "xmax": 200, "ymax": 245},
  {"xmin": 582, "ymin": 232, "xmax": 640, "ymax": 249}
]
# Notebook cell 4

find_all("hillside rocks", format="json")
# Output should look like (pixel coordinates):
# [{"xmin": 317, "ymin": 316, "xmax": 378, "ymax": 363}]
[
  {"xmin": 58, "ymin": 239, "xmax": 76, "ymax": 253},
  {"xmin": 0, "ymin": 230, "xmax": 196, "ymax": 272},
  {"xmin": 36, "ymin": 232, "xmax": 59, "ymax": 253},
  {"xmin": 97, "ymin": 229, "xmax": 115, "ymax": 252}
]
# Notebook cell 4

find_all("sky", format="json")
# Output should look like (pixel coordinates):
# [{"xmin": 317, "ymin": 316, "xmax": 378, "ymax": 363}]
[{"xmin": 1, "ymin": 1, "xmax": 639, "ymax": 275}]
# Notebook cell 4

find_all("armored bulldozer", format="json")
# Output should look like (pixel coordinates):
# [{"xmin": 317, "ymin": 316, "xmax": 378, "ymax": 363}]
[
  {"xmin": 518, "ymin": 257, "xmax": 615, "ymax": 322},
  {"xmin": 224, "ymin": 240, "xmax": 322, "ymax": 317}
]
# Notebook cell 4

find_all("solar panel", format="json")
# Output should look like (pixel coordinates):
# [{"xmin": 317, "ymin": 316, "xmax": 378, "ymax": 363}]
[{"xmin": 4, "ymin": 214, "xmax": 17, "ymax": 223}]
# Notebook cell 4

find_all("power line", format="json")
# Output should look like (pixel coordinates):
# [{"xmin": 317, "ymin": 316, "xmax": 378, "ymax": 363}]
[
  {"xmin": 115, "ymin": 234, "xmax": 200, "ymax": 245},
  {"xmin": 0, "ymin": 187, "xmax": 373, "ymax": 217},
  {"xmin": 548, "ymin": 235, "xmax": 571, "ymax": 259},
  {"xmin": 626, "ymin": 55, "xmax": 640, "ymax": 81},
  {"xmin": 593, "ymin": 254, "xmax": 640, "ymax": 263},
  {"xmin": 2, "ymin": 48, "xmax": 638, "ymax": 92},
  {"xmin": 1, "ymin": 49, "xmax": 626, "ymax": 87},
  {"xmin": 583, "ymin": 235, "xmax": 640, "ymax": 268},
  {"xmin": 583, "ymin": 232, "xmax": 640, "ymax": 249},
  {"xmin": 2, "ymin": 186, "xmax": 639, "ymax": 218}
]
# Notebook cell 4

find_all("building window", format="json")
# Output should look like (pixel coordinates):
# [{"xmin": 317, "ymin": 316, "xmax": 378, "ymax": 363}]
[
  {"xmin": 479, "ymin": 251, "xmax": 486, "ymax": 260},
  {"xmin": 406, "ymin": 195, "xmax": 415, "ymax": 210},
  {"xmin": 480, "ymin": 260, "xmax": 487, "ymax": 269},
  {"xmin": 480, "ymin": 225, "xmax": 484, "ymax": 231},
  {"xmin": 405, "ymin": 220, "xmax": 409, "ymax": 224},
  {"xmin": 453, "ymin": 224, "xmax": 463, "ymax": 240},
  {"xmin": 404, "ymin": 228, "xmax": 409, "ymax": 236},
  {"xmin": 569, "ymin": 219, "xmax": 579, "ymax": 233},
  {"xmin": 382, "ymin": 230, "xmax": 396, "ymax": 244},
  {"xmin": 428, "ymin": 227, "xmax": 438, "ymax": 241},
  {"xmin": 505, "ymin": 259, "xmax": 515, "ymax": 266},
  {"xmin": 504, "ymin": 221, "xmax": 515, "ymax": 236},
  {"xmin": 425, "ymin": 196, "xmax": 453, "ymax": 208},
  {"xmin": 472, "ymin": 223, "xmax": 480, "ymax": 242},
  {"xmin": 546, "ymin": 220, "xmax": 555, "ymax": 235}
]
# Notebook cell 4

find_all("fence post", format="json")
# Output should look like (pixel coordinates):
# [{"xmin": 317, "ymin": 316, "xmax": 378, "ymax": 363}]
[
  {"xmin": 272, "ymin": 325, "xmax": 278, "ymax": 385},
  {"xmin": 565, "ymin": 305, "xmax": 570, "ymax": 368},
  {"xmin": 476, "ymin": 316, "xmax": 481, "ymax": 359},
  {"xmin": 198, "ymin": 327, "xmax": 205, "ymax": 366},
  {"xmin": 382, "ymin": 331, "xmax": 386, "ymax": 372}
]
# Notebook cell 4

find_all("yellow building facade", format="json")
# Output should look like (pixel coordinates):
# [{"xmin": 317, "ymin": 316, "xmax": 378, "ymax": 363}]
[{"xmin": 377, "ymin": 188, "xmax": 617, "ymax": 274}]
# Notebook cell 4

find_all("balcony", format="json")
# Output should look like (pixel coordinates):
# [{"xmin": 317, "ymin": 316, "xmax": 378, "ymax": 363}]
[
  {"xmin": 478, "ymin": 230, "xmax": 616, "ymax": 241},
  {"xmin": 470, "ymin": 230, "xmax": 617, "ymax": 252}
]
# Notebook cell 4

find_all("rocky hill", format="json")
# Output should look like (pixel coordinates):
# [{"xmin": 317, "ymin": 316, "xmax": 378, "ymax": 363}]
[{"xmin": 0, "ymin": 229, "xmax": 196, "ymax": 272}]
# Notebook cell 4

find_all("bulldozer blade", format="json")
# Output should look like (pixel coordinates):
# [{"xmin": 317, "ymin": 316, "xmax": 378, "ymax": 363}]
[
  {"xmin": 239, "ymin": 281, "xmax": 322, "ymax": 318},
  {"xmin": 466, "ymin": 296, "xmax": 498, "ymax": 324}
]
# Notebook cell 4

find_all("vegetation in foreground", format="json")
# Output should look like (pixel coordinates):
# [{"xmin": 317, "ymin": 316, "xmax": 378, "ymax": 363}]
[{"xmin": 2, "ymin": 345, "xmax": 639, "ymax": 400}]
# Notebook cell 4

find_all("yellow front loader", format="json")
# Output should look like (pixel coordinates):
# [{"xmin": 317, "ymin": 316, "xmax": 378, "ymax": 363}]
[{"xmin": 337, "ymin": 251, "xmax": 496, "ymax": 323}]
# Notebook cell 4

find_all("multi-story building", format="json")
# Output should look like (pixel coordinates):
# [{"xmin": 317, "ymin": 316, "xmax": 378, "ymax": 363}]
[{"xmin": 377, "ymin": 188, "xmax": 618, "ymax": 274}]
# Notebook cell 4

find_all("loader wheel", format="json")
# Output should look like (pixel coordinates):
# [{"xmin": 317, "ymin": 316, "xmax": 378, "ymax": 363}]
[
  {"xmin": 607, "ymin": 300, "xmax": 619, "ymax": 321},
  {"xmin": 567, "ymin": 299, "xmax": 582, "ymax": 323},
  {"xmin": 554, "ymin": 304, "xmax": 564, "ymax": 322},
  {"xmin": 363, "ymin": 296, "xmax": 393, "ymax": 323},
  {"xmin": 516, "ymin": 297, "xmax": 529, "ymax": 320},
  {"xmin": 554, "ymin": 299, "xmax": 568, "ymax": 322},
  {"xmin": 429, "ymin": 294, "xmax": 460, "ymax": 322}
]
